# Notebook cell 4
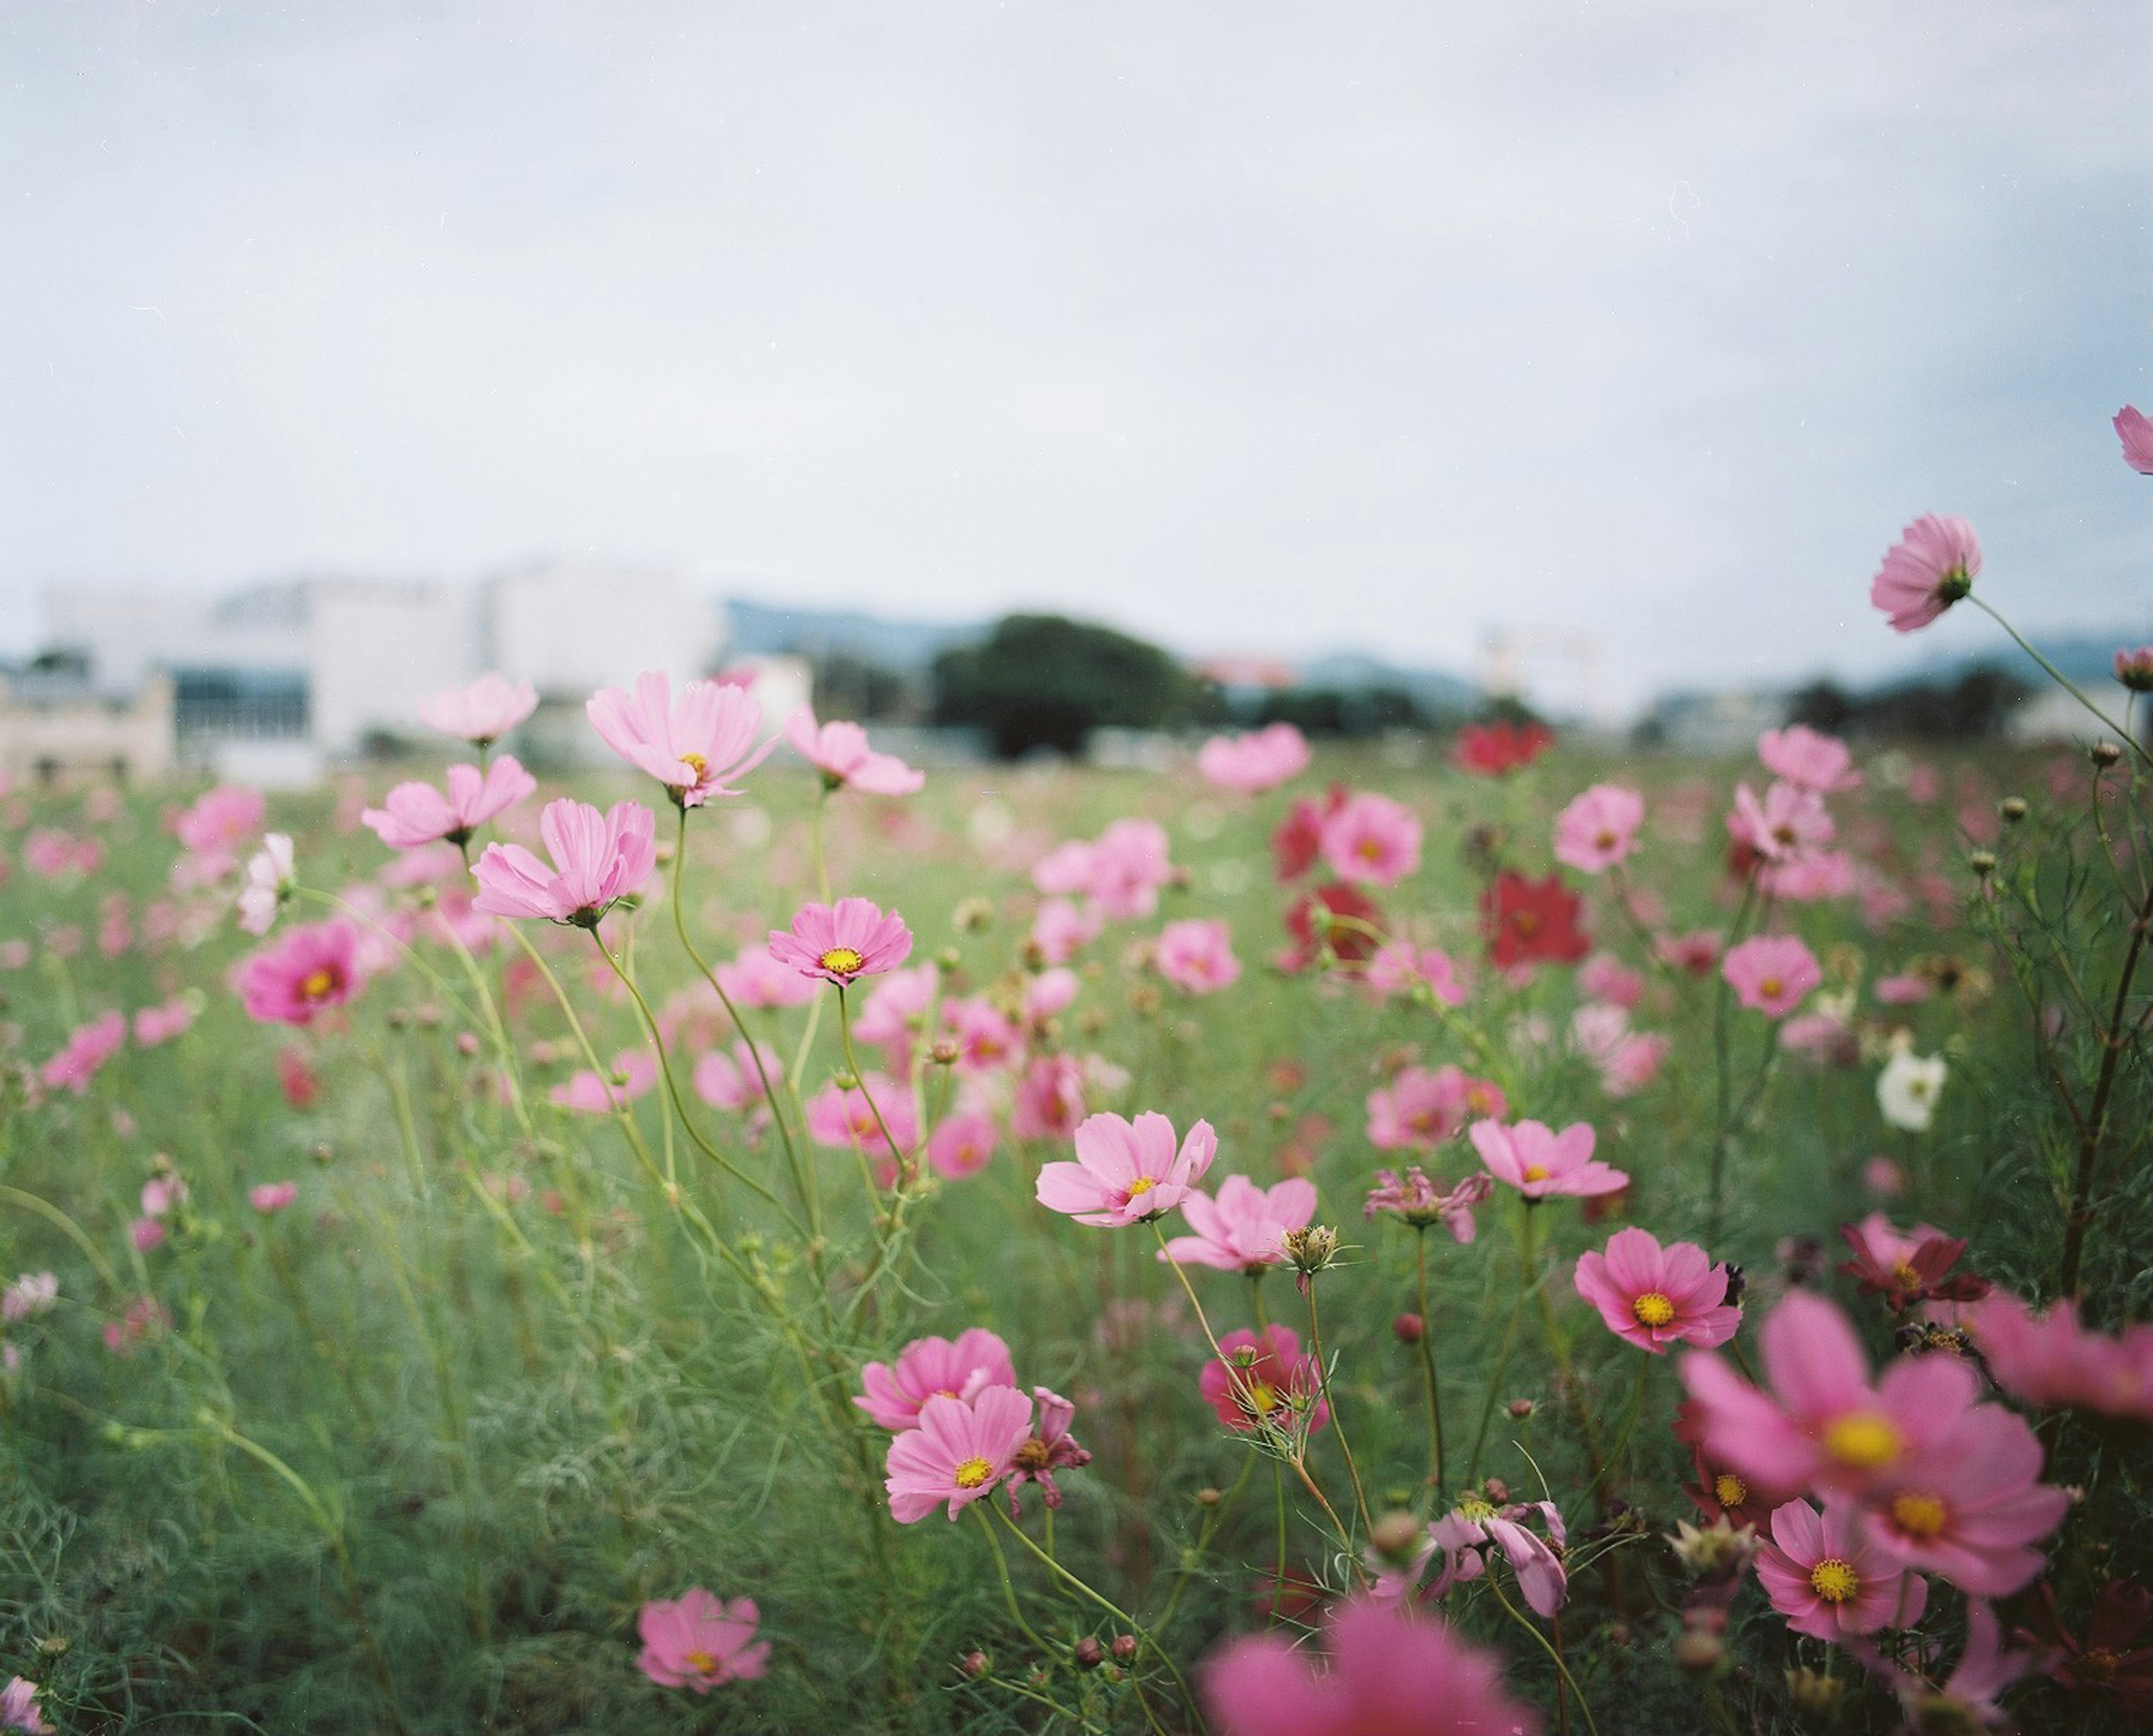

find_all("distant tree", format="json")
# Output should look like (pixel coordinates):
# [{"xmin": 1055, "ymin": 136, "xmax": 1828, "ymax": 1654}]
[
  {"xmin": 811, "ymin": 652, "xmax": 917, "ymax": 722},
  {"xmin": 1787, "ymin": 680, "xmax": 1855, "ymax": 734},
  {"xmin": 1258, "ymin": 686, "xmax": 1424, "ymax": 738},
  {"xmin": 933, "ymin": 615, "xmax": 1215, "ymax": 758}
]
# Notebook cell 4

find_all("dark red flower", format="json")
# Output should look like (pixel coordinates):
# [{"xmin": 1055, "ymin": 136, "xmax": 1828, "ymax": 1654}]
[
  {"xmin": 1271, "ymin": 786, "xmax": 1348, "ymax": 882},
  {"xmin": 1453, "ymin": 720, "xmax": 1554, "ymax": 777},
  {"xmin": 1836, "ymin": 1214, "xmax": 1990, "ymax": 1314},
  {"xmin": 1673, "ymin": 1400, "xmax": 1792, "ymax": 1532},
  {"xmin": 2020, "ymin": 1579, "xmax": 2153, "ymax": 1723},
  {"xmin": 277, "ymin": 1046, "xmax": 319, "ymax": 1110},
  {"xmin": 1281, "ymin": 883, "xmax": 1384, "ymax": 972},
  {"xmin": 1480, "ymin": 870, "xmax": 1588, "ymax": 968}
]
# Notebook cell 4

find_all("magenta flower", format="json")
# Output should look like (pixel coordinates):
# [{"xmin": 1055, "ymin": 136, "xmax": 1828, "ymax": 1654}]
[
  {"xmin": 1424, "ymin": 1495, "xmax": 1569, "ymax": 1617},
  {"xmin": 420, "ymin": 672, "xmax": 536, "ymax": 745},
  {"xmin": 1320, "ymin": 792, "xmax": 1423, "ymax": 888},
  {"xmin": 1870, "ymin": 513, "xmax": 1981, "ymax": 633},
  {"xmin": 1860, "ymin": 1401, "xmax": 2067, "ymax": 1596},
  {"xmin": 1154, "ymin": 917, "xmax": 1242, "ymax": 993},
  {"xmin": 1160, "ymin": 1175, "xmax": 1318, "ymax": 1273},
  {"xmin": 173, "ymin": 784, "xmax": 266, "ymax": 865},
  {"xmin": 1553, "ymin": 783, "xmax": 1644, "ymax": 874},
  {"xmin": 1755, "ymin": 1499, "xmax": 1928, "ymax": 1641},
  {"xmin": 1721, "ymin": 934, "xmax": 1822, "ymax": 1018},
  {"xmin": 1574, "ymin": 1227, "xmax": 1740, "ymax": 1354},
  {"xmin": 783, "ymin": 705, "xmax": 924, "ymax": 795},
  {"xmin": 768, "ymin": 898, "xmax": 913, "ymax": 988},
  {"xmin": 2117, "ymin": 405, "xmax": 2153, "ymax": 475},
  {"xmin": 856, "ymin": 1328, "xmax": 1017, "ymax": 1432},
  {"xmin": 1758, "ymin": 724, "xmax": 1861, "ymax": 793},
  {"xmin": 1363, "ymin": 942, "xmax": 1468, "ymax": 1005},
  {"xmin": 804, "ymin": 1072, "xmax": 918, "ymax": 1159},
  {"xmin": 1837, "ymin": 1212, "xmax": 1986, "ymax": 1313},
  {"xmin": 1005, "ymin": 1386, "xmax": 1092, "ymax": 1514},
  {"xmin": 1364, "ymin": 1167, "xmax": 1491, "ymax": 1242},
  {"xmin": 249, "ymin": 1181, "xmax": 298, "ymax": 1213},
  {"xmin": 1729, "ymin": 781, "xmax": 1835, "ymax": 862},
  {"xmin": 1680, "ymin": 1289, "xmax": 1981, "ymax": 1499},
  {"xmin": 40, "ymin": 1010, "xmax": 127, "ymax": 1095},
  {"xmin": 1968, "ymin": 1290, "xmax": 2153, "ymax": 1424},
  {"xmin": 471, "ymin": 798, "xmax": 655, "ymax": 927},
  {"xmin": 1199, "ymin": 1326, "xmax": 1329, "ymax": 1435},
  {"xmin": 361, "ymin": 757, "xmax": 535, "ymax": 851},
  {"xmin": 1200, "ymin": 1599, "xmax": 1543, "ymax": 1736},
  {"xmin": 926, "ymin": 1110, "xmax": 997, "ymax": 1179},
  {"xmin": 1036, "ymin": 1110, "xmax": 1217, "ymax": 1227},
  {"xmin": 636, "ymin": 1587, "xmax": 769, "ymax": 1691},
  {"xmin": 586, "ymin": 670, "xmax": 774, "ymax": 807},
  {"xmin": 1469, "ymin": 1118, "xmax": 1627, "ymax": 1201},
  {"xmin": 1367, "ymin": 1065, "xmax": 1504, "ymax": 1152},
  {"xmin": 236, "ymin": 920, "xmax": 362, "ymax": 1026},
  {"xmin": 1196, "ymin": 722, "xmax": 1311, "ymax": 795},
  {"xmin": 884, "ymin": 1386, "xmax": 1033, "ymax": 1522}
]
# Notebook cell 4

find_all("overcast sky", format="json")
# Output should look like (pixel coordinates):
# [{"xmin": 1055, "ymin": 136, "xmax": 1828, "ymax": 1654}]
[{"xmin": 2, "ymin": 1, "xmax": 2147, "ymax": 715}]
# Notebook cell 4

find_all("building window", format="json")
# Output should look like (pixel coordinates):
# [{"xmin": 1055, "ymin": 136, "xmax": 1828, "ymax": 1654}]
[{"xmin": 174, "ymin": 670, "xmax": 310, "ymax": 741}]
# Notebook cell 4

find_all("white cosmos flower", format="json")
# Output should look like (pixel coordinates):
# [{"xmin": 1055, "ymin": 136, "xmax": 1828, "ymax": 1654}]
[{"xmin": 1877, "ymin": 1046, "xmax": 1947, "ymax": 1132}]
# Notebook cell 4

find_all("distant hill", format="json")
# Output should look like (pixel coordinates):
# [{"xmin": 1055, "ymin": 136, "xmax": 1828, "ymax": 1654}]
[
  {"xmin": 724, "ymin": 600, "xmax": 986, "ymax": 674},
  {"xmin": 1296, "ymin": 651, "xmax": 1481, "ymax": 717}
]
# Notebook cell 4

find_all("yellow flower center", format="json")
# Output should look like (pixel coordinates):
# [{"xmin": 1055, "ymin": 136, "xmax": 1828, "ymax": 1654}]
[
  {"xmin": 818, "ymin": 947, "xmax": 865, "ymax": 976},
  {"xmin": 1758, "ymin": 976, "xmax": 1783, "ymax": 1000},
  {"xmin": 1522, "ymin": 1164, "xmax": 1550, "ymax": 1183},
  {"xmin": 953, "ymin": 1455, "xmax": 993, "ymax": 1489},
  {"xmin": 1125, "ymin": 1176, "xmax": 1155, "ymax": 1197},
  {"xmin": 685, "ymin": 1647, "xmax": 718, "ymax": 1674},
  {"xmin": 1595, "ymin": 829, "xmax": 1616, "ymax": 850},
  {"xmin": 1632, "ymin": 1291, "xmax": 1676, "ymax": 1328},
  {"xmin": 300, "ymin": 968, "xmax": 335, "ymax": 1000},
  {"xmin": 1359, "ymin": 838, "xmax": 1384, "ymax": 861},
  {"xmin": 1822, "ymin": 1410, "xmax": 1903, "ymax": 1471},
  {"xmin": 1239, "ymin": 1379, "xmax": 1279, "ymax": 1418},
  {"xmin": 2080, "ymin": 1649, "xmax": 2119, "ymax": 1683},
  {"xmin": 1891, "ymin": 1261, "xmax": 1921, "ymax": 1291},
  {"xmin": 1809, "ymin": 1557, "xmax": 1860, "ymax": 1603},
  {"xmin": 1457, "ymin": 1496, "xmax": 1498, "ymax": 1523},
  {"xmin": 1713, "ymin": 1472, "xmax": 1748, "ymax": 1509},
  {"xmin": 1889, "ymin": 1491, "xmax": 1949, "ymax": 1540}
]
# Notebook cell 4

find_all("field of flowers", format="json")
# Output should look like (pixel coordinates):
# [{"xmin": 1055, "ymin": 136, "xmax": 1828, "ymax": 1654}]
[{"xmin": 3, "ymin": 488, "xmax": 2153, "ymax": 1734}]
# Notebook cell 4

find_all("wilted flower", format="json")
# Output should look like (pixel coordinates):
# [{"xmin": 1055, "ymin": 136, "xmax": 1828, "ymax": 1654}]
[{"xmin": 1364, "ymin": 1166, "xmax": 1491, "ymax": 1243}]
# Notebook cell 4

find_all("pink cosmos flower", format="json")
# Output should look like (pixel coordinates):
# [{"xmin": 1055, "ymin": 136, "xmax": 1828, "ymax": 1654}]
[
  {"xmin": 1200, "ymin": 1598, "xmax": 1543, "ymax": 1736},
  {"xmin": 250, "ymin": 1181, "xmax": 298, "ymax": 1213},
  {"xmin": 1197, "ymin": 722, "xmax": 1311, "ymax": 794},
  {"xmin": 856, "ymin": 1328, "xmax": 1018, "ymax": 1431},
  {"xmin": 236, "ymin": 921, "xmax": 363, "ymax": 1026},
  {"xmin": 0, "ymin": 1676, "xmax": 49, "ymax": 1735},
  {"xmin": 1154, "ymin": 917, "xmax": 1241, "ymax": 993},
  {"xmin": 940, "ymin": 997, "xmax": 1023, "ymax": 1074},
  {"xmin": 1319, "ymin": 792, "xmax": 1422, "ymax": 888},
  {"xmin": 1755, "ymin": 1499, "xmax": 1928, "ymax": 1641},
  {"xmin": 1036, "ymin": 1110, "xmax": 1218, "ymax": 1227},
  {"xmin": 805, "ymin": 1072, "xmax": 918, "ymax": 1158},
  {"xmin": 1680, "ymin": 1289, "xmax": 1983, "ymax": 1499},
  {"xmin": 692, "ymin": 1040, "xmax": 784, "ymax": 1113},
  {"xmin": 361, "ymin": 757, "xmax": 536, "ymax": 850},
  {"xmin": 173, "ymin": 785, "xmax": 266, "ymax": 870},
  {"xmin": 237, "ymin": 833, "xmax": 295, "ymax": 936},
  {"xmin": 1870, "ymin": 514, "xmax": 1981, "ymax": 633},
  {"xmin": 636, "ymin": 1587, "xmax": 769, "ymax": 1691},
  {"xmin": 1729, "ymin": 781, "xmax": 1835, "ymax": 862},
  {"xmin": 1469, "ymin": 1118, "xmax": 1627, "ymax": 1201},
  {"xmin": 1759, "ymin": 849, "xmax": 1856, "ymax": 903},
  {"xmin": 1160, "ymin": 1175, "xmax": 1318, "ymax": 1273},
  {"xmin": 712, "ymin": 945, "xmax": 820, "ymax": 1010},
  {"xmin": 2114, "ymin": 647, "xmax": 2153, "ymax": 691},
  {"xmin": 586, "ymin": 670, "xmax": 774, "ymax": 807},
  {"xmin": 1837, "ymin": 1213, "xmax": 1986, "ymax": 1313},
  {"xmin": 1422, "ymin": 1495, "xmax": 1569, "ymax": 1618},
  {"xmin": 550, "ymin": 1049, "xmax": 659, "ymax": 1114},
  {"xmin": 1199, "ymin": 1326, "xmax": 1329, "ymax": 1435},
  {"xmin": 41, "ymin": 1010, "xmax": 127, "ymax": 1095},
  {"xmin": 848, "ymin": 964, "xmax": 939, "ymax": 1064},
  {"xmin": 419, "ymin": 673, "xmax": 537, "ymax": 745},
  {"xmin": 471, "ymin": 799, "xmax": 655, "ymax": 927},
  {"xmin": 783, "ymin": 705, "xmax": 925, "ymax": 795},
  {"xmin": 1010, "ymin": 1052, "xmax": 1088, "ymax": 1142},
  {"xmin": 1363, "ymin": 942, "xmax": 1467, "ymax": 1005},
  {"xmin": 1574, "ymin": 1227, "xmax": 1740, "ymax": 1354},
  {"xmin": 1579, "ymin": 953, "xmax": 1643, "ymax": 1008},
  {"xmin": 1859, "ymin": 1401, "xmax": 2067, "ymax": 1596},
  {"xmin": 1022, "ymin": 967, "xmax": 1080, "ymax": 1028},
  {"xmin": 768, "ymin": 898, "xmax": 913, "ymax": 988},
  {"xmin": 1029, "ymin": 897, "xmax": 1102, "ymax": 964},
  {"xmin": 2, "ymin": 1274, "xmax": 57, "ymax": 1323},
  {"xmin": 1367, "ymin": 1065, "xmax": 1505, "ymax": 1152},
  {"xmin": 1874, "ymin": 972, "xmax": 1933, "ymax": 1005},
  {"xmin": 1571, "ymin": 1004, "xmax": 1669, "ymax": 1097},
  {"xmin": 1032, "ymin": 819, "xmax": 1176, "ymax": 921},
  {"xmin": 1364, "ymin": 1167, "xmax": 1491, "ymax": 1241},
  {"xmin": 1865, "ymin": 1598, "xmax": 2042, "ymax": 1732},
  {"xmin": 884, "ymin": 1386, "xmax": 1033, "ymax": 1522},
  {"xmin": 1758, "ymin": 725, "xmax": 1861, "ymax": 793},
  {"xmin": 2116, "ymin": 405, "xmax": 2153, "ymax": 475},
  {"xmin": 1553, "ymin": 783, "xmax": 1644, "ymax": 874},
  {"xmin": 1721, "ymin": 934, "xmax": 1822, "ymax": 1017},
  {"xmin": 1004, "ymin": 1386, "xmax": 1092, "ymax": 1513},
  {"xmin": 927, "ymin": 1110, "xmax": 997, "ymax": 1179},
  {"xmin": 1967, "ymin": 1291, "xmax": 2153, "ymax": 1423}
]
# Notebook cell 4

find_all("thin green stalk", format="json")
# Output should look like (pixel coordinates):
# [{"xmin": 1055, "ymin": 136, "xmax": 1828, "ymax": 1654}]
[
  {"xmin": 1415, "ymin": 1230, "xmax": 1446, "ymax": 1492},
  {"xmin": 1304, "ymin": 1278, "xmax": 1373, "ymax": 1540},
  {"xmin": 1485, "ymin": 1567, "xmax": 1601, "ymax": 1736},
  {"xmin": 973, "ymin": 1504, "xmax": 1054, "ymax": 1656},
  {"xmin": 1467, "ymin": 1202, "xmax": 1536, "ymax": 1486},
  {"xmin": 1969, "ymin": 595, "xmax": 2151, "ymax": 768}
]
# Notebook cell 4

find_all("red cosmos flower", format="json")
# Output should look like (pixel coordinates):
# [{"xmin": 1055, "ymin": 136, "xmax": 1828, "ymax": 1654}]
[
  {"xmin": 1280, "ymin": 882, "xmax": 1384, "ymax": 971},
  {"xmin": 1480, "ymin": 871, "xmax": 1588, "ymax": 969},
  {"xmin": 1674, "ymin": 1400, "xmax": 1795, "ymax": 1532},
  {"xmin": 2020, "ymin": 1578, "xmax": 2153, "ymax": 1724},
  {"xmin": 1271, "ymin": 787, "xmax": 1347, "ymax": 881},
  {"xmin": 1837, "ymin": 1213, "xmax": 1989, "ymax": 1315},
  {"xmin": 1453, "ymin": 719, "xmax": 1554, "ymax": 777}
]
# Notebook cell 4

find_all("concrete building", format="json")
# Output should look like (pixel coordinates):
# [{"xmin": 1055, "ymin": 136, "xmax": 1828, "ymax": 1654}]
[{"xmin": 0, "ymin": 662, "xmax": 175, "ymax": 786}]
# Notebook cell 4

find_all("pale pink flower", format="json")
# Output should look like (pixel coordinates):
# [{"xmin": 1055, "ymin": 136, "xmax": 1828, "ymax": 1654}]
[
  {"xmin": 2, "ymin": 1273, "xmax": 57, "ymax": 1323},
  {"xmin": 635, "ymin": 1586, "xmax": 769, "ymax": 1691},
  {"xmin": 1758, "ymin": 725, "xmax": 1861, "ymax": 793},
  {"xmin": 0, "ymin": 1675, "xmax": 50, "ymax": 1735},
  {"xmin": 141, "ymin": 1174, "xmax": 187, "ymax": 1218},
  {"xmin": 1579, "ymin": 953, "xmax": 1643, "ymax": 1008},
  {"xmin": 1966, "ymin": 1291, "xmax": 2153, "ymax": 1423},
  {"xmin": 550, "ymin": 1050, "xmax": 658, "ymax": 1114},
  {"xmin": 1029, "ymin": 897, "xmax": 1102, "ymax": 963},
  {"xmin": 471, "ymin": 799, "xmax": 656, "ymax": 927},
  {"xmin": 1730, "ymin": 781, "xmax": 1835, "ymax": 862},
  {"xmin": 1010, "ymin": 1053, "xmax": 1087, "ymax": 1142},
  {"xmin": 1200, "ymin": 1598, "xmax": 1544, "ymax": 1736},
  {"xmin": 927, "ymin": 1110, "xmax": 997, "ymax": 1179},
  {"xmin": 250, "ymin": 1181, "xmax": 298, "ymax": 1213},
  {"xmin": 850, "ymin": 963, "xmax": 939, "ymax": 1058},
  {"xmin": 1755, "ymin": 1499, "xmax": 1928, "ymax": 1641},
  {"xmin": 1423, "ymin": 1495, "xmax": 1569, "ymax": 1618},
  {"xmin": 172, "ymin": 786, "xmax": 265, "ymax": 869},
  {"xmin": 1036, "ymin": 1110, "xmax": 1217, "ymax": 1227},
  {"xmin": 586, "ymin": 670, "xmax": 774, "ymax": 807},
  {"xmin": 1160, "ymin": 1175, "xmax": 1317, "ymax": 1273},
  {"xmin": 236, "ymin": 833, "xmax": 295, "ymax": 936},
  {"xmin": 805, "ymin": 1072, "xmax": 918, "ymax": 1160},
  {"xmin": 884, "ymin": 1386, "xmax": 1033, "ymax": 1522},
  {"xmin": 1759, "ymin": 849, "xmax": 1858, "ymax": 903},
  {"xmin": 1320, "ymin": 792, "xmax": 1422, "ymax": 888},
  {"xmin": 692, "ymin": 1040, "xmax": 783, "ymax": 1113},
  {"xmin": 1367, "ymin": 1065, "xmax": 1504, "ymax": 1152},
  {"xmin": 41, "ymin": 1010, "xmax": 127, "ymax": 1093},
  {"xmin": 1363, "ymin": 942, "xmax": 1467, "ymax": 1005},
  {"xmin": 1553, "ymin": 783, "xmax": 1644, "ymax": 874},
  {"xmin": 1364, "ymin": 1167, "xmax": 1490, "ymax": 1242},
  {"xmin": 130, "ymin": 1218, "xmax": 166, "ymax": 1253},
  {"xmin": 1154, "ymin": 917, "xmax": 1241, "ymax": 994},
  {"xmin": 712, "ymin": 945, "xmax": 819, "ymax": 1009},
  {"xmin": 1022, "ymin": 967, "xmax": 1080, "ymax": 1028},
  {"xmin": 1870, "ymin": 514, "xmax": 1981, "ymax": 633},
  {"xmin": 1032, "ymin": 820, "xmax": 1175, "ymax": 921},
  {"xmin": 1574, "ymin": 1227, "xmax": 1740, "ymax": 1354},
  {"xmin": 783, "ymin": 705, "xmax": 924, "ymax": 795},
  {"xmin": 856, "ymin": 1328, "xmax": 1017, "ymax": 1430},
  {"xmin": 1722, "ymin": 934, "xmax": 1822, "ymax": 1017},
  {"xmin": 1196, "ymin": 722, "xmax": 1310, "ymax": 795},
  {"xmin": 361, "ymin": 758, "xmax": 535, "ymax": 850},
  {"xmin": 1199, "ymin": 1325, "xmax": 1328, "ymax": 1434},
  {"xmin": 2115, "ymin": 405, "xmax": 2153, "ymax": 475},
  {"xmin": 1469, "ymin": 1118, "xmax": 1627, "ymax": 1200},
  {"xmin": 1572, "ymin": 1004, "xmax": 1669, "ymax": 1097},
  {"xmin": 1874, "ymin": 972, "xmax": 1933, "ymax": 1004},
  {"xmin": 768, "ymin": 898, "xmax": 913, "ymax": 988},
  {"xmin": 419, "ymin": 673, "xmax": 537, "ymax": 745},
  {"xmin": 1004, "ymin": 1386, "xmax": 1092, "ymax": 1513}
]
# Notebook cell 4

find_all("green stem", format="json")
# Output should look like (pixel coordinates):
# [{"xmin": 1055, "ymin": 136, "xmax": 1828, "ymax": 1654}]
[
  {"xmin": 1485, "ymin": 1566, "xmax": 1600, "ymax": 1736},
  {"xmin": 1467, "ymin": 1202, "xmax": 1536, "ymax": 1486},
  {"xmin": 1415, "ymin": 1230, "xmax": 1446, "ymax": 1493},
  {"xmin": 1969, "ymin": 595, "xmax": 2151, "ymax": 769},
  {"xmin": 1304, "ymin": 1278, "xmax": 1373, "ymax": 1540}
]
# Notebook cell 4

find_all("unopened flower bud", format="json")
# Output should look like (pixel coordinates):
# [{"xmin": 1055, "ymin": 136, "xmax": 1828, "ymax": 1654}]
[
  {"xmin": 1073, "ymin": 1636, "xmax": 1103, "ymax": 1670},
  {"xmin": 936, "ymin": 945, "xmax": 962, "ymax": 973},
  {"xmin": 1969, "ymin": 849, "xmax": 1996, "ymax": 876},
  {"xmin": 1111, "ymin": 1634, "xmax": 1138, "ymax": 1663},
  {"xmin": 1784, "ymin": 1666, "xmax": 1845, "ymax": 1717},
  {"xmin": 386, "ymin": 1007, "xmax": 408, "ymax": 1029},
  {"xmin": 1392, "ymin": 1311, "xmax": 1425, "ymax": 1344},
  {"xmin": 1671, "ymin": 1627, "xmax": 1724, "ymax": 1674},
  {"xmin": 1998, "ymin": 796, "xmax": 2027, "ymax": 824},
  {"xmin": 1369, "ymin": 1510, "xmax": 1427, "ymax": 1563},
  {"xmin": 1667, "ymin": 1517, "xmax": 1759, "ymax": 1582},
  {"xmin": 1128, "ymin": 985, "xmax": 1162, "ymax": 1017},
  {"xmin": 1282, "ymin": 1224, "xmax": 1339, "ymax": 1277},
  {"xmin": 1196, "ymin": 1486, "xmax": 1221, "ymax": 1507},
  {"xmin": 456, "ymin": 1031, "xmax": 480, "ymax": 1056},
  {"xmin": 2092, "ymin": 740, "xmax": 2124, "ymax": 767},
  {"xmin": 958, "ymin": 1649, "xmax": 989, "ymax": 1679},
  {"xmin": 953, "ymin": 897, "xmax": 995, "ymax": 934},
  {"xmin": 1507, "ymin": 1398, "xmax": 1537, "ymax": 1420},
  {"xmin": 36, "ymin": 1635, "xmax": 68, "ymax": 1657},
  {"xmin": 1481, "ymin": 1477, "xmax": 1510, "ymax": 1505},
  {"xmin": 928, "ymin": 1039, "xmax": 962, "ymax": 1066}
]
